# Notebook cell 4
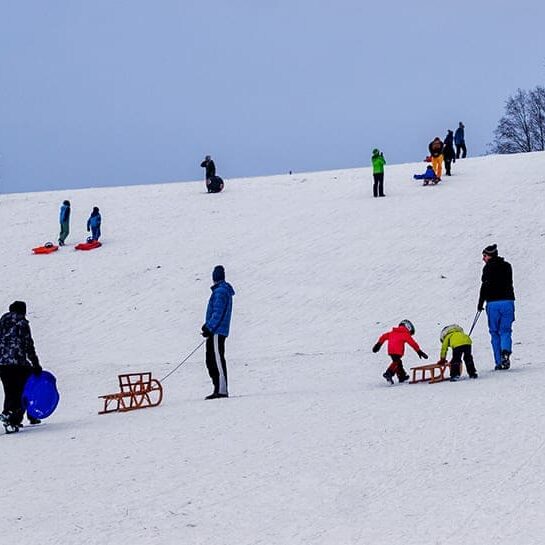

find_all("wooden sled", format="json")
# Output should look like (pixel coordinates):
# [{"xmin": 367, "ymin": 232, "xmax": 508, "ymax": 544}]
[
  {"xmin": 98, "ymin": 372, "xmax": 163, "ymax": 414},
  {"xmin": 410, "ymin": 361, "xmax": 463, "ymax": 384}
]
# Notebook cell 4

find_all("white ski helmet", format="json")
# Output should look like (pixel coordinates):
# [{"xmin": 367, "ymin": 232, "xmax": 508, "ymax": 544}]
[
  {"xmin": 440, "ymin": 324, "xmax": 463, "ymax": 342},
  {"xmin": 399, "ymin": 319, "xmax": 415, "ymax": 335}
]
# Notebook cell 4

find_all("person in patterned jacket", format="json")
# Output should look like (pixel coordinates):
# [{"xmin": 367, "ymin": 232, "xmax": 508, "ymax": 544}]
[{"xmin": 0, "ymin": 301, "xmax": 42, "ymax": 432}]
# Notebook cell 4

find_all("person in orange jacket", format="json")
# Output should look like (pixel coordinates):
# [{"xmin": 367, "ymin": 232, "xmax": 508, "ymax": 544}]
[
  {"xmin": 428, "ymin": 137, "xmax": 444, "ymax": 180},
  {"xmin": 372, "ymin": 319, "xmax": 428, "ymax": 384}
]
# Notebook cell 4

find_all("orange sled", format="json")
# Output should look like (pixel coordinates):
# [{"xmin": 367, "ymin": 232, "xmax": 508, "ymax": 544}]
[
  {"xmin": 32, "ymin": 244, "xmax": 59, "ymax": 254},
  {"xmin": 75, "ymin": 240, "xmax": 102, "ymax": 251}
]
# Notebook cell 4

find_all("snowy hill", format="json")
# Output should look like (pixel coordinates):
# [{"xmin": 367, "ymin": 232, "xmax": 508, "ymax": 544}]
[{"xmin": 1, "ymin": 153, "xmax": 545, "ymax": 545}]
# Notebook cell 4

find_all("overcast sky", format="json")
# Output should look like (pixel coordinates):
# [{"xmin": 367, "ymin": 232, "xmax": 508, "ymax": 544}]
[{"xmin": 1, "ymin": 0, "xmax": 544, "ymax": 194}]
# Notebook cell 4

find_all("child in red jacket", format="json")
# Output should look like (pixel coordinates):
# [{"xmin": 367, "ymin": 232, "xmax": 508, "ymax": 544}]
[{"xmin": 372, "ymin": 320, "xmax": 428, "ymax": 384}]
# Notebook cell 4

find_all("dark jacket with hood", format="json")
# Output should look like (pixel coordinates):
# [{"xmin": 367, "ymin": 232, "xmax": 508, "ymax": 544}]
[
  {"xmin": 478, "ymin": 256, "xmax": 515, "ymax": 309},
  {"xmin": 200, "ymin": 158, "xmax": 216, "ymax": 179},
  {"xmin": 443, "ymin": 132, "xmax": 456, "ymax": 160},
  {"xmin": 0, "ymin": 311, "xmax": 40, "ymax": 368},
  {"xmin": 428, "ymin": 139, "xmax": 444, "ymax": 157}
]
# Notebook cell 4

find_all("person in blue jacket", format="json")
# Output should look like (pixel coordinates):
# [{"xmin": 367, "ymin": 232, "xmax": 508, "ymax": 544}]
[
  {"xmin": 86, "ymin": 207, "xmax": 102, "ymax": 241},
  {"xmin": 413, "ymin": 165, "xmax": 439, "ymax": 185},
  {"xmin": 201, "ymin": 265, "xmax": 235, "ymax": 399},
  {"xmin": 58, "ymin": 200, "xmax": 71, "ymax": 246},
  {"xmin": 455, "ymin": 122, "xmax": 467, "ymax": 158}
]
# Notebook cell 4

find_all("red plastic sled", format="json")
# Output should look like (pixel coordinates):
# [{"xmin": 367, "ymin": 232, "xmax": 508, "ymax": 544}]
[
  {"xmin": 75, "ymin": 240, "xmax": 102, "ymax": 251},
  {"xmin": 32, "ymin": 245, "xmax": 59, "ymax": 255}
]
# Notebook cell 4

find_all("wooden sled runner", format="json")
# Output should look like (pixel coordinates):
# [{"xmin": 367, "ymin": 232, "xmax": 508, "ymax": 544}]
[
  {"xmin": 410, "ymin": 361, "xmax": 464, "ymax": 384},
  {"xmin": 98, "ymin": 372, "xmax": 163, "ymax": 414}
]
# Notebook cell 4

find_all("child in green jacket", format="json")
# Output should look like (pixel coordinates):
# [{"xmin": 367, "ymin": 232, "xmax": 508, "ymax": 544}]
[
  {"xmin": 438, "ymin": 324, "xmax": 478, "ymax": 381},
  {"xmin": 371, "ymin": 149, "xmax": 386, "ymax": 198}
]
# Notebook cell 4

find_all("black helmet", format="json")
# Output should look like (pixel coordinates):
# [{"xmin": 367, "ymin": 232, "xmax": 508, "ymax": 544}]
[{"xmin": 399, "ymin": 319, "xmax": 415, "ymax": 335}]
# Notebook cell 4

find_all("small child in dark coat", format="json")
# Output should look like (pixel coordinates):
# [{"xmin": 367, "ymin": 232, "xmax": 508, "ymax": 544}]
[{"xmin": 87, "ymin": 207, "xmax": 102, "ymax": 241}]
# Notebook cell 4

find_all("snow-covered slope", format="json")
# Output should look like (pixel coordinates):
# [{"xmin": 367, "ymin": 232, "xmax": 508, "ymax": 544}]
[{"xmin": 1, "ymin": 152, "xmax": 544, "ymax": 545}]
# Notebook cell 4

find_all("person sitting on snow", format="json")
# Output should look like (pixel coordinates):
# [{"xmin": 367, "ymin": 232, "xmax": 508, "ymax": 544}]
[
  {"xmin": 413, "ymin": 165, "xmax": 439, "ymax": 185},
  {"xmin": 372, "ymin": 320, "xmax": 428, "ymax": 384},
  {"xmin": 438, "ymin": 324, "xmax": 478, "ymax": 381}
]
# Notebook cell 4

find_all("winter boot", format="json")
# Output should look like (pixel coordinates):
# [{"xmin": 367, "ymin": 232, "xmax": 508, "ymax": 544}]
[
  {"xmin": 500, "ymin": 350, "xmax": 511, "ymax": 370},
  {"xmin": 382, "ymin": 371, "xmax": 394, "ymax": 385},
  {"xmin": 205, "ymin": 393, "xmax": 229, "ymax": 400},
  {"xmin": 28, "ymin": 417, "xmax": 41, "ymax": 425}
]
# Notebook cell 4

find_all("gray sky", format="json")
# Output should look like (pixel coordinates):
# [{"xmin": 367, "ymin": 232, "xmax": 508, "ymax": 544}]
[{"xmin": 1, "ymin": 0, "xmax": 544, "ymax": 193}]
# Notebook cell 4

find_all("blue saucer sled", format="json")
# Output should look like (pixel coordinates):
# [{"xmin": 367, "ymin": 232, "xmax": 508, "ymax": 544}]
[{"xmin": 22, "ymin": 371, "xmax": 60, "ymax": 419}]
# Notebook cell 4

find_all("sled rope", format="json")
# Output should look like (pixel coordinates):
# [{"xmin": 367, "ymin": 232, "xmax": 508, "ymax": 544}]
[{"xmin": 160, "ymin": 339, "xmax": 205, "ymax": 382}]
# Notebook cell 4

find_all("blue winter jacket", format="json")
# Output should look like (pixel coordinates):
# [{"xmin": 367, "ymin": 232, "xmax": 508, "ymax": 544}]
[
  {"xmin": 87, "ymin": 213, "xmax": 101, "ymax": 230},
  {"xmin": 59, "ymin": 204, "xmax": 70, "ymax": 223},
  {"xmin": 205, "ymin": 281, "xmax": 235, "ymax": 337},
  {"xmin": 413, "ymin": 167, "xmax": 436, "ymax": 180},
  {"xmin": 454, "ymin": 127, "xmax": 465, "ymax": 145}
]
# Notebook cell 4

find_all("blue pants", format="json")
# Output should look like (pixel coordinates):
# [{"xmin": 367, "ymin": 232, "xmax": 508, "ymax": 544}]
[
  {"xmin": 486, "ymin": 300, "xmax": 515, "ymax": 365},
  {"xmin": 91, "ymin": 226, "xmax": 101, "ymax": 241}
]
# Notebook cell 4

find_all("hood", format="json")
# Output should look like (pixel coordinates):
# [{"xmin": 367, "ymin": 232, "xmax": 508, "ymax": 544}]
[{"xmin": 211, "ymin": 280, "xmax": 235, "ymax": 296}]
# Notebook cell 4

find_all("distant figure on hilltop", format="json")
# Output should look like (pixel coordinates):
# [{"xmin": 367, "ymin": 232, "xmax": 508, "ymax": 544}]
[
  {"xmin": 87, "ymin": 207, "xmax": 102, "ymax": 241},
  {"xmin": 428, "ymin": 137, "xmax": 444, "ymax": 181},
  {"xmin": 372, "ymin": 320, "xmax": 428, "ymax": 385},
  {"xmin": 478, "ymin": 244, "xmax": 515, "ymax": 370},
  {"xmin": 443, "ymin": 130, "xmax": 456, "ymax": 176},
  {"xmin": 455, "ymin": 122, "xmax": 467, "ymax": 158},
  {"xmin": 371, "ymin": 148, "xmax": 386, "ymax": 197},
  {"xmin": 58, "ymin": 200, "xmax": 71, "ymax": 246},
  {"xmin": 200, "ymin": 155, "xmax": 224, "ymax": 193}
]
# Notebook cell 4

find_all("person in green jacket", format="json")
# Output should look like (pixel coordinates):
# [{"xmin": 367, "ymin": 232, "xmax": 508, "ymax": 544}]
[
  {"xmin": 438, "ymin": 324, "xmax": 478, "ymax": 381},
  {"xmin": 371, "ymin": 149, "xmax": 386, "ymax": 197}
]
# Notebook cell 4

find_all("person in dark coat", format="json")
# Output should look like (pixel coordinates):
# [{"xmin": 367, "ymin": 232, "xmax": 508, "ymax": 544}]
[
  {"xmin": 86, "ymin": 207, "xmax": 102, "ymax": 241},
  {"xmin": 443, "ymin": 131, "xmax": 456, "ymax": 176},
  {"xmin": 0, "ymin": 301, "xmax": 42, "ymax": 433},
  {"xmin": 201, "ymin": 265, "xmax": 235, "ymax": 399},
  {"xmin": 478, "ymin": 244, "xmax": 515, "ymax": 370},
  {"xmin": 58, "ymin": 200, "xmax": 71, "ymax": 246},
  {"xmin": 454, "ymin": 122, "xmax": 467, "ymax": 158},
  {"xmin": 200, "ymin": 155, "xmax": 224, "ymax": 193}
]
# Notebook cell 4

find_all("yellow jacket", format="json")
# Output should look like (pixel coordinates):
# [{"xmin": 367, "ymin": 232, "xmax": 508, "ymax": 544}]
[{"xmin": 440, "ymin": 330, "xmax": 472, "ymax": 359}]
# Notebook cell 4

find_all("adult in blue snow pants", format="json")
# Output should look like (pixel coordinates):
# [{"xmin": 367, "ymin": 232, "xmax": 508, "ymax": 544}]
[{"xmin": 478, "ymin": 244, "xmax": 515, "ymax": 370}]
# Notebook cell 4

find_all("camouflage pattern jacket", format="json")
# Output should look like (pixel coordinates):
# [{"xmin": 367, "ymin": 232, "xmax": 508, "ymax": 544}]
[{"xmin": 0, "ymin": 311, "xmax": 39, "ymax": 367}]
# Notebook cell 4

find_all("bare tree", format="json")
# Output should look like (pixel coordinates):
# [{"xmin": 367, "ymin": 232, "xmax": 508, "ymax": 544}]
[{"xmin": 491, "ymin": 87, "xmax": 545, "ymax": 154}]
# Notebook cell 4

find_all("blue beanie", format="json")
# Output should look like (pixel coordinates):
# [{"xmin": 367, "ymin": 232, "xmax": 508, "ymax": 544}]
[{"xmin": 212, "ymin": 265, "xmax": 225, "ymax": 283}]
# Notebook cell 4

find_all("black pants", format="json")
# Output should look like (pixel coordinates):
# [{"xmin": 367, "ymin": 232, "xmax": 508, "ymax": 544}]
[
  {"xmin": 205, "ymin": 335, "xmax": 228, "ymax": 395},
  {"xmin": 444, "ymin": 158, "xmax": 453, "ymax": 176},
  {"xmin": 385, "ymin": 355, "xmax": 408, "ymax": 380},
  {"xmin": 455, "ymin": 143, "xmax": 467, "ymax": 159},
  {"xmin": 0, "ymin": 366, "xmax": 32, "ymax": 425},
  {"xmin": 373, "ymin": 173, "xmax": 384, "ymax": 197},
  {"xmin": 450, "ymin": 345, "xmax": 477, "ymax": 378}
]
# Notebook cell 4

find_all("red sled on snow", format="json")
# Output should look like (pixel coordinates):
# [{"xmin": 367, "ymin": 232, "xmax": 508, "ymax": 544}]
[
  {"xmin": 32, "ymin": 243, "xmax": 59, "ymax": 255},
  {"xmin": 75, "ymin": 240, "xmax": 102, "ymax": 251}
]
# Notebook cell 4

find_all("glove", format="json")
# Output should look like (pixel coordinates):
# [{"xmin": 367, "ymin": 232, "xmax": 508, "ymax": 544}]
[
  {"xmin": 438, "ymin": 358, "xmax": 447, "ymax": 365},
  {"xmin": 417, "ymin": 350, "xmax": 428, "ymax": 360},
  {"xmin": 33, "ymin": 365, "xmax": 43, "ymax": 376},
  {"xmin": 87, "ymin": 228, "xmax": 90, "ymax": 232},
  {"xmin": 372, "ymin": 342, "xmax": 382, "ymax": 353},
  {"xmin": 201, "ymin": 324, "xmax": 212, "ymax": 338},
  {"xmin": 477, "ymin": 303, "xmax": 484, "ymax": 312}
]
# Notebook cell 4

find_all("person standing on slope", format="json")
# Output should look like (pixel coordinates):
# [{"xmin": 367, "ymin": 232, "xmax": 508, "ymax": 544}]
[
  {"xmin": 371, "ymin": 148, "xmax": 386, "ymax": 197},
  {"xmin": 478, "ymin": 244, "xmax": 515, "ymax": 370},
  {"xmin": 0, "ymin": 301, "xmax": 42, "ymax": 434},
  {"xmin": 201, "ymin": 265, "xmax": 235, "ymax": 399},
  {"xmin": 454, "ymin": 122, "xmax": 467, "ymax": 158},
  {"xmin": 200, "ymin": 155, "xmax": 224, "ymax": 193},
  {"xmin": 443, "ymin": 130, "xmax": 456, "ymax": 177},
  {"xmin": 372, "ymin": 320, "xmax": 428, "ymax": 384},
  {"xmin": 58, "ymin": 200, "xmax": 71, "ymax": 246},
  {"xmin": 428, "ymin": 137, "xmax": 444, "ymax": 181},
  {"xmin": 86, "ymin": 207, "xmax": 102, "ymax": 241}
]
